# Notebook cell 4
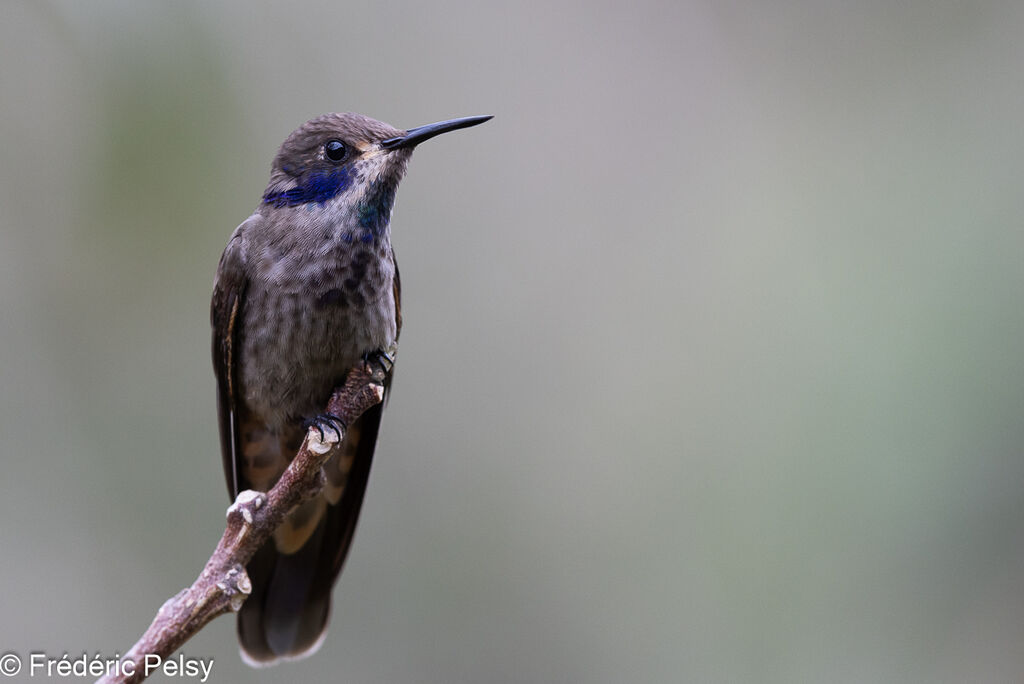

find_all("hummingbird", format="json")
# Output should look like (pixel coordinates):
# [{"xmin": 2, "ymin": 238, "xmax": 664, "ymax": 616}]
[{"xmin": 211, "ymin": 112, "xmax": 491, "ymax": 665}]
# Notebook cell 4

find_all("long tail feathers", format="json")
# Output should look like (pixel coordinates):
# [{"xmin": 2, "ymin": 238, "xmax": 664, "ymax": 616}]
[{"xmin": 235, "ymin": 403, "xmax": 382, "ymax": 666}]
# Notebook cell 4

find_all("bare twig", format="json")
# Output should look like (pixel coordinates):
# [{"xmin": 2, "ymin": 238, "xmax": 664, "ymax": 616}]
[{"xmin": 95, "ymin": 362, "xmax": 387, "ymax": 684}]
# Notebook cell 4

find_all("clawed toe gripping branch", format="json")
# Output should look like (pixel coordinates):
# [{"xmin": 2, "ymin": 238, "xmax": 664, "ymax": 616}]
[{"xmin": 96, "ymin": 362, "xmax": 387, "ymax": 684}]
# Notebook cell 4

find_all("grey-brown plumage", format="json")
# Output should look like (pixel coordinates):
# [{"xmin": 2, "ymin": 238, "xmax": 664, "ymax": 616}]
[{"xmin": 211, "ymin": 112, "xmax": 490, "ymax": 665}]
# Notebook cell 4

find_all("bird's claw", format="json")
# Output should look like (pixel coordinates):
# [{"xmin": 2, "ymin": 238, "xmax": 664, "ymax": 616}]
[
  {"xmin": 364, "ymin": 347, "xmax": 395, "ymax": 374},
  {"xmin": 303, "ymin": 412, "xmax": 347, "ymax": 443}
]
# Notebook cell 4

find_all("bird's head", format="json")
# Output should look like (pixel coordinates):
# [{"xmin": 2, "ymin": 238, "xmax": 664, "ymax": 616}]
[{"xmin": 260, "ymin": 113, "xmax": 491, "ymax": 239}]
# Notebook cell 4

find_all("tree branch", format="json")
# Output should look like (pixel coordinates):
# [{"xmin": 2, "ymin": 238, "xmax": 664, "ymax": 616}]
[{"xmin": 95, "ymin": 362, "xmax": 387, "ymax": 684}]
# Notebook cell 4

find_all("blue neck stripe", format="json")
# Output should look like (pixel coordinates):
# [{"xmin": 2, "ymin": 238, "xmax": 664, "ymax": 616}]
[{"xmin": 263, "ymin": 168, "xmax": 352, "ymax": 207}]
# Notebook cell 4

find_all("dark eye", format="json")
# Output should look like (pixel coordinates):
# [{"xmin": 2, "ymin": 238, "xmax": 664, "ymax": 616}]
[{"xmin": 324, "ymin": 139, "xmax": 348, "ymax": 162}]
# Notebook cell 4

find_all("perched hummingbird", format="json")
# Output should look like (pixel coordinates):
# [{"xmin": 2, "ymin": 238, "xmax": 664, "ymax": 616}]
[{"xmin": 211, "ymin": 112, "xmax": 491, "ymax": 665}]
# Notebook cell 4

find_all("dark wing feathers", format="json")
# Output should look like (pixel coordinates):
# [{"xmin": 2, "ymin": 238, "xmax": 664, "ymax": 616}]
[
  {"xmin": 211, "ymin": 224, "xmax": 250, "ymax": 498},
  {"xmin": 392, "ymin": 253, "xmax": 402, "ymax": 339}
]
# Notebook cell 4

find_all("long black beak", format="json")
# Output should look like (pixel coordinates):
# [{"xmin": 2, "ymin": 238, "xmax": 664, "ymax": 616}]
[{"xmin": 380, "ymin": 115, "xmax": 493, "ymax": 150}]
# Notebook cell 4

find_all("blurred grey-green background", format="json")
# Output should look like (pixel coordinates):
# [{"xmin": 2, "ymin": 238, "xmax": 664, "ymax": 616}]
[{"xmin": 3, "ymin": 1, "xmax": 1024, "ymax": 682}]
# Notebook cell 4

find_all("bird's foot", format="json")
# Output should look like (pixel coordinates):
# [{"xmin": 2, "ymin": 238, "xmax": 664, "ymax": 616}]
[
  {"xmin": 363, "ymin": 347, "xmax": 396, "ymax": 375},
  {"xmin": 303, "ymin": 412, "xmax": 347, "ymax": 444}
]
